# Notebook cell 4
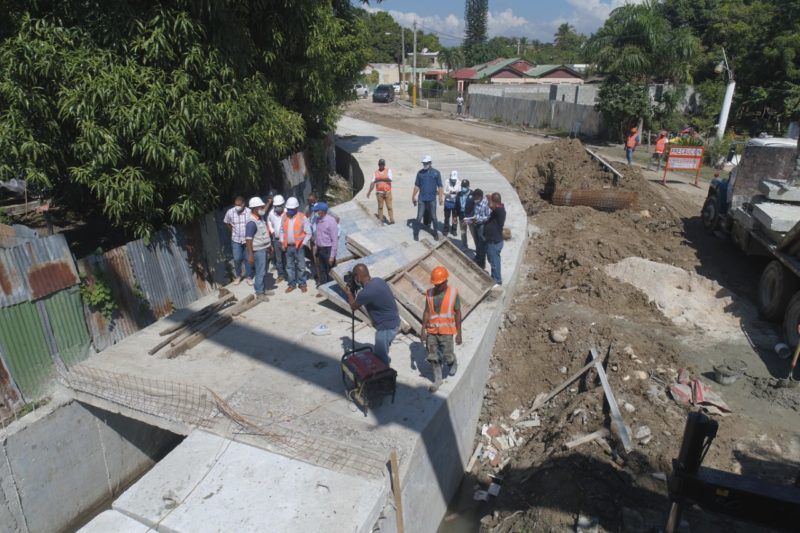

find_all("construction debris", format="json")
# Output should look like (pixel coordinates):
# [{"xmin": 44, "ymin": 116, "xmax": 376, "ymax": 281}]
[
  {"xmin": 591, "ymin": 348, "xmax": 633, "ymax": 453},
  {"xmin": 565, "ymin": 428, "xmax": 611, "ymax": 450}
]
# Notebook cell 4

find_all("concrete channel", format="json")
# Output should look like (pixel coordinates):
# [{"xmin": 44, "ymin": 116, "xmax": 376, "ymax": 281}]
[{"xmin": 2, "ymin": 116, "xmax": 528, "ymax": 532}]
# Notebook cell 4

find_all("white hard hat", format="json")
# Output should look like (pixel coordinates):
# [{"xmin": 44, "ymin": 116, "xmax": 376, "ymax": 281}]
[
  {"xmin": 421, "ymin": 155, "xmax": 432, "ymax": 163},
  {"xmin": 248, "ymin": 196, "xmax": 265, "ymax": 209},
  {"xmin": 286, "ymin": 197, "xmax": 300, "ymax": 209},
  {"xmin": 450, "ymin": 170, "xmax": 459, "ymax": 180},
  {"xmin": 272, "ymin": 194, "xmax": 285, "ymax": 206}
]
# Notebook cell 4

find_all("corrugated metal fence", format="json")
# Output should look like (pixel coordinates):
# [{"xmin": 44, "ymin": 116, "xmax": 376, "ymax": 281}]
[{"xmin": 0, "ymin": 211, "xmax": 231, "ymax": 411}]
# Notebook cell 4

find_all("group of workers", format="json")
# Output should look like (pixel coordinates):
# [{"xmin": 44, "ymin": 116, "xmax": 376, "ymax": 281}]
[
  {"xmin": 223, "ymin": 152, "xmax": 505, "ymax": 392},
  {"xmin": 625, "ymin": 127, "xmax": 671, "ymax": 171}
]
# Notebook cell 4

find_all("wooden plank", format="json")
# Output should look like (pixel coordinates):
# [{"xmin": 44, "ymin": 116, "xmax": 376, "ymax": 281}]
[
  {"xmin": 466, "ymin": 442, "xmax": 483, "ymax": 473},
  {"xmin": 159, "ymin": 292, "xmax": 235, "ymax": 335},
  {"xmin": 590, "ymin": 348, "xmax": 633, "ymax": 453},
  {"xmin": 585, "ymin": 147, "xmax": 623, "ymax": 181},
  {"xmin": 565, "ymin": 428, "xmax": 610, "ymax": 450},
  {"xmin": 514, "ymin": 359, "xmax": 596, "ymax": 425},
  {"xmin": 164, "ymin": 315, "xmax": 233, "ymax": 358},
  {"xmin": 390, "ymin": 449, "xmax": 405, "ymax": 533}
]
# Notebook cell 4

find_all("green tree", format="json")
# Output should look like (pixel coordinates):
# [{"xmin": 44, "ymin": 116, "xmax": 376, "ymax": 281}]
[
  {"xmin": 438, "ymin": 47, "xmax": 465, "ymax": 77},
  {"xmin": 464, "ymin": 0, "xmax": 489, "ymax": 65},
  {"xmin": 0, "ymin": 1, "xmax": 369, "ymax": 239},
  {"xmin": 595, "ymin": 82, "xmax": 653, "ymax": 141},
  {"xmin": 553, "ymin": 23, "xmax": 586, "ymax": 62}
]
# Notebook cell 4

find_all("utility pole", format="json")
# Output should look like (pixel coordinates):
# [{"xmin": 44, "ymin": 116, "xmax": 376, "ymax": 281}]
[
  {"xmin": 412, "ymin": 20, "xmax": 417, "ymax": 108},
  {"xmin": 517, "ymin": 38, "xmax": 520, "ymax": 56},
  {"xmin": 716, "ymin": 48, "xmax": 735, "ymax": 141},
  {"xmin": 400, "ymin": 27, "xmax": 405, "ymax": 97}
]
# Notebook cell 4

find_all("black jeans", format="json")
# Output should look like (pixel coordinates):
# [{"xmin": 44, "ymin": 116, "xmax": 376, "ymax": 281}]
[
  {"xmin": 415, "ymin": 200, "xmax": 438, "ymax": 239},
  {"xmin": 316, "ymin": 245, "xmax": 333, "ymax": 285},
  {"xmin": 444, "ymin": 206, "xmax": 457, "ymax": 231},
  {"xmin": 474, "ymin": 224, "xmax": 487, "ymax": 268}
]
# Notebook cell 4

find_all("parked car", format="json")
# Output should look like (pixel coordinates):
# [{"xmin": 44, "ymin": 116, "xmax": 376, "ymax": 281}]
[
  {"xmin": 372, "ymin": 84, "xmax": 394, "ymax": 103},
  {"xmin": 353, "ymin": 84, "xmax": 368, "ymax": 98}
]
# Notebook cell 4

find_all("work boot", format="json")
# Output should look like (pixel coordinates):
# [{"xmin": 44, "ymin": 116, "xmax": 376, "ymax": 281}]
[
  {"xmin": 429, "ymin": 363, "xmax": 443, "ymax": 392},
  {"xmin": 448, "ymin": 358, "xmax": 458, "ymax": 376},
  {"xmin": 450, "ymin": 224, "xmax": 457, "ymax": 236}
]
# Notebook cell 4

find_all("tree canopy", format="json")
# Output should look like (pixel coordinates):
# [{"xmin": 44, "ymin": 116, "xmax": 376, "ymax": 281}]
[
  {"xmin": 463, "ymin": 0, "xmax": 489, "ymax": 65},
  {"xmin": 0, "ymin": 1, "xmax": 369, "ymax": 239}
]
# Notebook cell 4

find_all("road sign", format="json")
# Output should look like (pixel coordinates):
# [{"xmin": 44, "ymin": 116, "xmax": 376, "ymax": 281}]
[{"xmin": 663, "ymin": 145, "xmax": 705, "ymax": 187}]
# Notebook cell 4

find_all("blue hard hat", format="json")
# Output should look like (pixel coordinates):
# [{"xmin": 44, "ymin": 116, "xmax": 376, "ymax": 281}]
[{"xmin": 313, "ymin": 202, "xmax": 329, "ymax": 212}]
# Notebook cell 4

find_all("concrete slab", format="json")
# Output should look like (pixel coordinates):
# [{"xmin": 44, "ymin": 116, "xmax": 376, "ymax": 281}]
[
  {"xmin": 78, "ymin": 510, "xmax": 150, "ymax": 533},
  {"xmin": 759, "ymin": 179, "xmax": 800, "ymax": 202},
  {"xmin": 752, "ymin": 201, "xmax": 800, "ymax": 232},
  {"xmin": 113, "ymin": 431, "xmax": 386, "ymax": 533}
]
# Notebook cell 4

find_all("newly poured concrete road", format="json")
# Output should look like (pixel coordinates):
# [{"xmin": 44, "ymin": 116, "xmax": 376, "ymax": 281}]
[{"xmin": 76, "ymin": 116, "xmax": 529, "ymax": 532}]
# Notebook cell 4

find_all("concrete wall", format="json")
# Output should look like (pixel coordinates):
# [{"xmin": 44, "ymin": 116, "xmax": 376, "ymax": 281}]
[{"xmin": 0, "ymin": 401, "xmax": 180, "ymax": 533}]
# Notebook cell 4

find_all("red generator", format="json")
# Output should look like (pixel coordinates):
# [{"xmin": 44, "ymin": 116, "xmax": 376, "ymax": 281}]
[{"xmin": 341, "ymin": 347, "xmax": 397, "ymax": 416}]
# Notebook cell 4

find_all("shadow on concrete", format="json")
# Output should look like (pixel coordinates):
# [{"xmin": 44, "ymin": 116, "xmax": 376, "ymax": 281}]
[{"xmin": 680, "ymin": 214, "xmax": 786, "ymax": 377}]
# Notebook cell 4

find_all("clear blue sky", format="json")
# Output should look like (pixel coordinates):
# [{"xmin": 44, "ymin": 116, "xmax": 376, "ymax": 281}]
[{"xmin": 360, "ymin": 1, "xmax": 634, "ymax": 44}]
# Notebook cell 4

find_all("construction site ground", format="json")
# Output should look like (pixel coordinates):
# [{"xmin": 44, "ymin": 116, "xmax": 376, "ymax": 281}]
[{"xmin": 345, "ymin": 99, "xmax": 800, "ymax": 532}]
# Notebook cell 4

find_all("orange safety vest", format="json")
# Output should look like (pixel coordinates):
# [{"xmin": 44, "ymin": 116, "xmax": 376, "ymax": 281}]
[
  {"xmin": 425, "ymin": 286, "xmax": 459, "ymax": 335},
  {"xmin": 626, "ymin": 133, "xmax": 638, "ymax": 149},
  {"xmin": 281, "ymin": 213, "xmax": 306, "ymax": 250},
  {"xmin": 655, "ymin": 137, "xmax": 667, "ymax": 154},
  {"xmin": 374, "ymin": 168, "xmax": 392, "ymax": 193}
]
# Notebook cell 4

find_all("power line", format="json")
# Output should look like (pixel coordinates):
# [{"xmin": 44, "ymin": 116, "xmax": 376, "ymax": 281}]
[{"xmin": 414, "ymin": 22, "xmax": 464, "ymax": 42}]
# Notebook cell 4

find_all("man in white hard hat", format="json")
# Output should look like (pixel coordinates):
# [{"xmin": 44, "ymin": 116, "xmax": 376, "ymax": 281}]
[
  {"xmin": 412, "ymin": 155, "xmax": 443, "ymax": 241},
  {"xmin": 443, "ymin": 170, "xmax": 461, "ymax": 236},
  {"xmin": 281, "ymin": 197, "xmax": 312, "ymax": 293},
  {"xmin": 267, "ymin": 194, "xmax": 288, "ymax": 282},
  {"xmin": 245, "ymin": 197, "xmax": 271, "ymax": 300}
]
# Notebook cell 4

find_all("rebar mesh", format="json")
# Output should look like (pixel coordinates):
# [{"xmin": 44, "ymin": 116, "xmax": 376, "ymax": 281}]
[{"xmin": 552, "ymin": 189, "xmax": 638, "ymax": 210}]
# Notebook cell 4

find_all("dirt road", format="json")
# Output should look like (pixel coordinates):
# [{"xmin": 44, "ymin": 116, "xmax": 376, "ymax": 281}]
[{"xmin": 343, "ymin": 101, "xmax": 800, "ymax": 533}]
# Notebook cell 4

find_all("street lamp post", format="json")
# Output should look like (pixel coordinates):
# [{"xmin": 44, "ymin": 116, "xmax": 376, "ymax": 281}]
[
  {"xmin": 387, "ymin": 30, "xmax": 406, "ymax": 97},
  {"xmin": 715, "ymin": 48, "xmax": 735, "ymax": 141}
]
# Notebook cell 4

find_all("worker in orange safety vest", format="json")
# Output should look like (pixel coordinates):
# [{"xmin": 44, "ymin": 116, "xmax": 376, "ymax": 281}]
[
  {"xmin": 366, "ymin": 158, "xmax": 395, "ymax": 225},
  {"xmin": 649, "ymin": 130, "xmax": 669, "ymax": 171},
  {"xmin": 281, "ymin": 196, "xmax": 311, "ymax": 293},
  {"xmin": 421, "ymin": 265, "xmax": 463, "ymax": 392},
  {"xmin": 625, "ymin": 127, "xmax": 640, "ymax": 166}
]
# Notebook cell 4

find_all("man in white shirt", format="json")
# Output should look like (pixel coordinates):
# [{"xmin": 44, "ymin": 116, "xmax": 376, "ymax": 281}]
[
  {"xmin": 443, "ymin": 170, "xmax": 461, "ymax": 236},
  {"xmin": 456, "ymin": 95, "xmax": 464, "ymax": 116},
  {"xmin": 223, "ymin": 196, "xmax": 253, "ymax": 285},
  {"xmin": 267, "ymin": 195, "xmax": 288, "ymax": 282}
]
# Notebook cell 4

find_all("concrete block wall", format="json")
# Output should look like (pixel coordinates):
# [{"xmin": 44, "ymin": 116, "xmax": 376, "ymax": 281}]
[{"xmin": 0, "ymin": 401, "xmax": 179, "ymax": 533}]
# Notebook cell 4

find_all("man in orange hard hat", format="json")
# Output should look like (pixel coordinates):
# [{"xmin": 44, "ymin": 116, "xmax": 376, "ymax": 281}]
[
  {"xmin": 421, "ymin": 265, "xmax": 462, "ymax": 392},
  {"xmin": 625, "ymin": 127, "xmax": 640, "ymax": 166}
]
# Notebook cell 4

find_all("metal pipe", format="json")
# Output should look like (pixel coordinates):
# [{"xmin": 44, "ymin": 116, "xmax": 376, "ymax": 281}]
[{"xmin": 412, "ymin": 21, "xmax": 417, "ymax": 107}]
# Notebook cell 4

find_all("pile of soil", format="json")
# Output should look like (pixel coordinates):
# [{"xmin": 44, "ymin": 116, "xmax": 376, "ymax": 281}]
[{"xmin": 459, "ymin": 139, "xmax": 800, "ymax": 533}]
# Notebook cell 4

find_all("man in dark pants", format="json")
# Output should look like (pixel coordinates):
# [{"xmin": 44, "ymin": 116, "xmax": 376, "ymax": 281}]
[
  {"xmin": 345, "ymin": 264, "xmax": 401, "ymax": 366},
  {"xmin": 455, "ymin": 179, "xmax": 475, "ymax": 249},
  {"xmin": 465, "ymin": 189, "xmax": 490, "ymax": 267},
  {"xmin": 412, "ymin": 154, "xmax": 443, "ymax": 240},
  {"xmin": 312, "ymin": 202, "xmax": 338, "ymax": 286},
  {"xmin": 484, "ymin": 192, "xmax": 506, "ymax": 286},
  {"xmin": 422, "ymin": 266, "xmax": 462, "ymax": 392}
]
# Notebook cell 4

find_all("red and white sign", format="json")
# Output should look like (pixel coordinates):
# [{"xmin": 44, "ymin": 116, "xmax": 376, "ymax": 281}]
[{"xmin": 663, "ymin": 146, "xmax": 704, "ymax": 186}]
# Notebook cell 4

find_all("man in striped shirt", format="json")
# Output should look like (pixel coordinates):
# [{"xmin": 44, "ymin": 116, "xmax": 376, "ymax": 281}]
[
  {"xmin": 223, "ymin": 196, "xmax": 253, "ymax": 285},
  {"xmin": 464, "ymin": 189, "xmax": 491, "ymax": 268}
]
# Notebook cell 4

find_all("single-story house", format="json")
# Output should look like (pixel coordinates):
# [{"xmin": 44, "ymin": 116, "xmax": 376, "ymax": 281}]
[{"xmin": 452, "ymin": 57, "xmax": 583, "ymax": 93}]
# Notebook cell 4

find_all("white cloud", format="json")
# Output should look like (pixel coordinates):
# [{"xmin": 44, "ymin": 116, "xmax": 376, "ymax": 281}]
[{"xmin": 565, "ymin": 0, "xmax": 645, "ymax": 35}]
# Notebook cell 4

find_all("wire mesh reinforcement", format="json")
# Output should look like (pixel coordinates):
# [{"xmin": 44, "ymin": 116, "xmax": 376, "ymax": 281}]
[
  {"xmin": 551, "ymin": 189, "xmax": 639, "ymax": 210},
  {"xmin": 59, "ymin": 366, "xmax": 387, "ymax": 479}
]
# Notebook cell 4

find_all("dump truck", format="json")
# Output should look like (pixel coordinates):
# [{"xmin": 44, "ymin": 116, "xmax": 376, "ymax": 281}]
[{"xmin": 701, "ymin": 137, "xmax": 800, "ymax": 347}]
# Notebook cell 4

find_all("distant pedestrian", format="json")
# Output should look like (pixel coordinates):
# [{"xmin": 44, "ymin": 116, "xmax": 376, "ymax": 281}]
[
  {"xmin": 465, "ymin": 189, "xmax": 490, "ymax": 268},
  {"xmin": 267, "ymin": 195, "xmax": 288, "ymax": 282},
  {"xmin": 312, "ymin": 202, "xmax": 338, "ymax": 287},
  {"xmin": 456, "ymin": 94, "xmax": 464, "ymax": 116},
  {"xmin": 422, "ymin": 266, "xmax": 462, "ymax": 392},
  {"xmin": 484, "ymin": 192, "xmax": 506, "ymax": 286},
  {"xmin": 650, "ymin": 130, "xmax": 668, "ymax": 171},
  {"xmin": 625, "ymin": 127, "xmax": 640, "ymax": 165},
  {"xmin": 282, "ymin": 197, "xmax": 311, "ymax": 293},
  {"xmin": 412, "ymin": 155, "xmax": 443, "ymax": 241},
  {"xmin": 443, "ymin": 171, "xmax": 461, "ymax": 236},
  {"xmin": 455, "ymin": 179, "xmax": 476, "ymax": 249},
  {"xmin": 245, "ymin": 197, "xmax": 271, "ymax": 300},
  {"xmin": 367, "ymin": 158, "xmax": 395, "ymax": 225},
  {"xmin": 345, "ymin": 263, "xmax": 400, "ymax": 367},
  {"xmin": 223, "ymin": 196, "xmax": 253, "ymax": 285}
]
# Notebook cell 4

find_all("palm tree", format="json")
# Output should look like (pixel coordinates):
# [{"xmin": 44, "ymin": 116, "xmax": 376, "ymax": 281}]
[{"xmin": 439, "ymin": 47, "xmax": 465, "ymax": 78}]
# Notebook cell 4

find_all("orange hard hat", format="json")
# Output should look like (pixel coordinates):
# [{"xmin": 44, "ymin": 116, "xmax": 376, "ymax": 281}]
[
  {"xmin": 631, "ymin": 127, "xmax": 638, "ymax": 133},
  {"xmin": 431, "ymin": 266, "xmax": 449, "ymax": 285}
]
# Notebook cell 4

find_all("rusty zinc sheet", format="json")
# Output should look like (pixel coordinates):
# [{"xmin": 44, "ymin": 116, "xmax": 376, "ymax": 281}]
[
  {"xmin": 39, "ymin": 286, "xmax": 91, "ymax": 367},
  {"xmin": 76, "ymin": 248, "xmax": 153, "ymax": 352},
  {"xmin": 126, "ymin": 237, "xmax": 174, "ymax": 320},
  {"xmin": 151, "ymin": 227, "xmax": 199, "ymax": 308},
  {"xmin": 0, "ymin": 346, "xmax": 23, "ymax": 418},
  {"xmin": 174, "ymin": 223, "xmax": 214, "ymax": 298},
  {"xmin": 199, "ymin": 210, "xmax": 231, "ymax": 287},
  {"xmin": 0, "ymin": 233, "xmax": 79, "ymax": 308}
]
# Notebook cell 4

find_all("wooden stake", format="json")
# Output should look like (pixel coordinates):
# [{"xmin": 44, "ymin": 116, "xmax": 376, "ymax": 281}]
[
  {"xmin": 565, "ymin": 428, "xmax": 610, "ymax": 450},
  {"xmin": 164, "ymin": 315, "xmax": 233, "ymax": 359},
  {"xmin": 159, "ymin": 292, "xmax": 236, "ymax": 335},
  {"xmin": 390, "ymin": 449, "xmax": 405, "ymax": 533},
  {"xmin": 515, "ymin": 359, "xmax": 596, "ymax": 424},
  {"xmin": 590, "ymin": 348, "xmax": 633, "ymax": 453}
]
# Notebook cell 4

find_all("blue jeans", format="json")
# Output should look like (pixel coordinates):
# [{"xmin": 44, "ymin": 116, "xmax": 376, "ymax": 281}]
[
  {"xmin": 415, "ymin": 200, "xmax": 438, "ymax": 239},
  {"xmin": 486, "ymin": 240, "xmax": 503, "ymax": 285},
  {"xmin": 253, "ymin": 248, "xmax": 267, "ymax": 295},
  {"xmin": 285, "ymin": 246, "xmax": 307, "ymax": 288},
  {"xmin": 625, "ymin": 148, "xmax": 635, "ymax": 165},
  {"xmin": 374, "ymin": 327, "xmax": 399, "ymax": 366},
  {"xmin": 272, "ymin": 238, "xmax": 287, "ymax": 279},
  {"xmin": 232, "ymin": 241, "xmax": 253, "ymax": 280},
  {"xmin": 474, "ymin": 224, "xmax": 487, "ymax": 268}
]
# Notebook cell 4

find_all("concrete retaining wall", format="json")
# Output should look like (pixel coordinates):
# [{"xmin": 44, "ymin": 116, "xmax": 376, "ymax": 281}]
[{"xmin": 0, "ymin": 401, "xmax": 180, "ymax": 533}]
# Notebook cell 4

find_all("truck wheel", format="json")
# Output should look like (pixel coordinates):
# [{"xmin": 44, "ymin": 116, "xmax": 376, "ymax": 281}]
[
  {"xmin": 759, "ymin": 260, "xmax": 798, "ymax": 321},
  {"xmin": 701, "ymin": 196, "xmax": 718, "ymax": 232},
  {"xmin": 783, "ymin": 291, "xmax": 800, "ymax": 348}
]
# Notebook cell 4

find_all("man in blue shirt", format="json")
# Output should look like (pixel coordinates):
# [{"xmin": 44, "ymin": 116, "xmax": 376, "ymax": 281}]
[
  {"xmin": 345, "ymin": 263, "xmax": 401, "ymax": 367},
  {"xmin": 412, "ymin": 154, "xmax": 443, "ymax": 241}
]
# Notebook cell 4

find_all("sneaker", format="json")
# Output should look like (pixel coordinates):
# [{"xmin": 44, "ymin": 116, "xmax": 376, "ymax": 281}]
[
  {"xmin": 433, "ymin": 234, "xmax": 440, "ymax": 241},
  {"xmin": 300, "ymin": 286, "xmax": 308, "ymax": 293},
  {"xmin": 246, "ymin": 278, "xmax": 254, "ymax": 286},
  {"xmin": 285, "ymin": 287, "xmax": 295, "ymax": 293},
  {"xmin": 256, "ymin": 294, "xmax": 269, "ymax": 302},
  {"xmin": 388, "ymin": 220, "xmax": 395, "ymax": 225},
  {"xmin": 234, "ymin": 277, "xmax": 243, "ymax": 285},
  {"xmin": 448, "ymin": 361, "xmax": 458, "ymax": 376}
]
